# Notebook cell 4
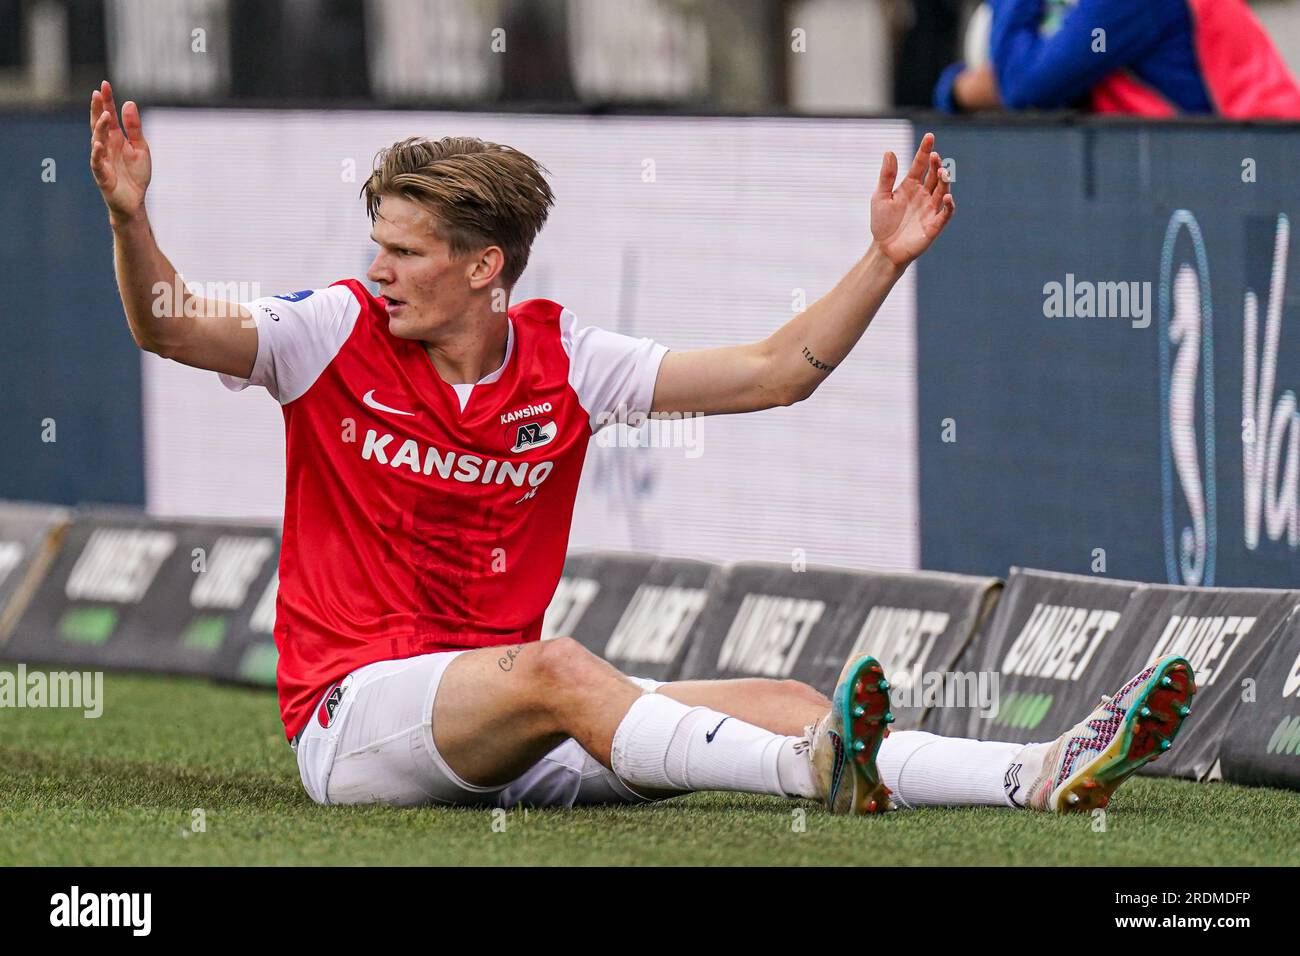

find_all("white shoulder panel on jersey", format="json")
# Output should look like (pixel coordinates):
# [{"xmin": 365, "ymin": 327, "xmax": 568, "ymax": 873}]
[
  {"xmin": 219, "ymin": 285, "xmax": 362, "ymax": 404},
  {"xmin": 558, "ymin": 307, "xmax": 670, "ymax": 433}
]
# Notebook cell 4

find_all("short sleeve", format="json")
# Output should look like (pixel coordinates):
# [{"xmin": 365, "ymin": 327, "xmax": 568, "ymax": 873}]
[
  {"xmin": 219, "ymin": 285, "xmax": 361, "ymax": 404},
  {"xmin": 558, "ymin": 308, "xmax": 669, "ymax": 433}
]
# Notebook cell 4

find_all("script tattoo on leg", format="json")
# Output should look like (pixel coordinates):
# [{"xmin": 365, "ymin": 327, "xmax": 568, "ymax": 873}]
[
  {"xmin": 801, "ymin": 346, "xmax": 835, "ymax": 372},
  {"xmin": 498, "ymin": 645, "xmax": 523, "ymax": 672}
]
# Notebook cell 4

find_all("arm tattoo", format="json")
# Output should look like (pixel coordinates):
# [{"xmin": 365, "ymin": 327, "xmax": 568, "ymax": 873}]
[{"xmin": 802, "ymin": 346, "xmax": 836, "ymax": 372}]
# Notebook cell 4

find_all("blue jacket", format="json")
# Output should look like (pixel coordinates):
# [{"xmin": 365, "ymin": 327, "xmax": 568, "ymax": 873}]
[{"xmin": 935, "ymin": 0, "xmax": 1212, "ymax": 112}]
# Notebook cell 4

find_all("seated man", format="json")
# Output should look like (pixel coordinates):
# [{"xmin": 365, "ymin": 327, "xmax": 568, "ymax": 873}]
[
  {"xmin": 935, "ymin": 0, "xmax": 1300, "ymax": 119},
  {"xmin": 89, "ymin": 79, "xmax": 1194, "ymax": 814}
]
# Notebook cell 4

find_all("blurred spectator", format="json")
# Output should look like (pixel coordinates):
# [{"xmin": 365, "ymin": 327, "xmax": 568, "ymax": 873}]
[
  {"xmin": 893, "ymin": 0, "xmax": 964, "ymax": 108},
  {"xmin": 934, "ymin": 0, "xmax": 1300, "ymax": 118},
  {"xmin": 107, "ymin": 0, "xmax": 230, "ymax": 100},
  {"xmin": 231, "ymin": 0, "xmax": 367, "ymax": 100},
  {"xmin": 568, "ymin": 0, "xmax": 708, "ymax": 103},
  {"xmin": 365, "ymin": 0, "xmax": 503, "ymax": 103},
  {"xmin": 499, "ymin": 0, "xmax": 577, "ymax": 103}
]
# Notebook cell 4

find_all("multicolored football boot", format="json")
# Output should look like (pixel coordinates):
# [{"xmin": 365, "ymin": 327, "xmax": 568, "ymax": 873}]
[
  {"xmin": 806, "ymin": 654, "xmax": 895, "ymax": 814},
  {"xmin": 1021, "ymin": 655, "xmax": 1197, "ymax": 813}
]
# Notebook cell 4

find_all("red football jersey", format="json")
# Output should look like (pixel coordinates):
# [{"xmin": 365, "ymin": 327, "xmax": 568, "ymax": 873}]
[{"xmin": 221, "ymin": 280, "xmax": 668, "ymax": 738}]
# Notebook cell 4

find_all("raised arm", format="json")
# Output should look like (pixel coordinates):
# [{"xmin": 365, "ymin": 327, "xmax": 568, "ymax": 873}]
[
  {"xmin": 650, "ymin": 133, "xmax": 955, "ymax": 416},
  {"xmin": 90, "ymin": 80, "xmax": 257, "ymax": 377}
]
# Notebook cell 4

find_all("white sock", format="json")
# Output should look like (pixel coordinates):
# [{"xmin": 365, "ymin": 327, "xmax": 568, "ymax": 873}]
[
  {"xmin": 876, "ymin": 731, "xmax": 1027, "ymax": 809},
  {"xmin": 1004, "ymin": 739, "xmax": 1052, "ymax": 808},
  {"xmin": 610, "ymin": 693, "xmax": 809, "ymax": 797},
  {"xmin": 778, "ymin": 736, "xmax": 818, "ymax": 799}
]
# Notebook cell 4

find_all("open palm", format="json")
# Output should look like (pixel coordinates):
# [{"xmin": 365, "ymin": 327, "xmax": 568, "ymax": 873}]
[
  {"xmin": 870, "ymin": 133, "xmax": 955, "ymax": 268},
  {"xmin": 89, "ymin": 80, "xmax": 152, "ymax": 218}
]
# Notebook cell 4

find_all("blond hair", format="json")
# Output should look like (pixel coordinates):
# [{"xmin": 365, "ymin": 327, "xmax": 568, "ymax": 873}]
[{"xmin": 362, "ymin": 136, "xmax": 554, "ymax": 287}]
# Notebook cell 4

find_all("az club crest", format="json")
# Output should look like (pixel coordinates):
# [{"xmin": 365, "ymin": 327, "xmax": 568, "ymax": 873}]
[
  {"xmin": 511, "ymin": 419, "xmax": 557, "ymax": 453},
  {"xmin": 317, "ymin": 674, "xmax": 353, "ymax": 728}
]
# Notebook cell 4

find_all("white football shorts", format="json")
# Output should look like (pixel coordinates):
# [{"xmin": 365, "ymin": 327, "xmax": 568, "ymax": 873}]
[{"xmin": 293, "ymin": 649, "xmax": 666, "ymax": 808}]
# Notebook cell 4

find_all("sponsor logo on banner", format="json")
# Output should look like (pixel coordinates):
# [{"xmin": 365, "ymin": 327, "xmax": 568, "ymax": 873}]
[
  {"xmin": 1142, "ymin": 614, "xmax": 1258, "ymax": 686},
  {"xmin": 848, "ymin": 606, "xmax": 949, "ymax": 690},
  {"xmin": 236, "ymin": 570, "xmax": 281, "ymax": 686},
  {"xmin": 1158, "ymin": 210, "xmax": 1300, "ymax": 584},
  {"xmin": 717, "ymin": 594, "xmax": 824, "ymax": 677},
  {"xmin": 1268, "ymin": 716, "xmax": 1300, "ymax": 754},
  {"xmin": 1286, "ymin": 643, "xmax": 1300, "ymax": 698},
  {"xmin": 846, "ymin": 605, "xmax": 998, "ymax": 716},
  {"xmin": 65, "ymin": 529, "xmax": 177, "ymax": 603},
  {"xmin": 1158, "ymin": 210, "xmax": 1217, "ymax": 586},
  {"xmin": 1242, "ymin": 215, "xmax": 1300, "ymax": 555},
  {"xmin": 604, "ymin": 584, "xmax": 708, "ymax": 664},
  {"xmin": 1001, "ymin": 603, "xmax": 1121, "ymax": 681},
  {"xmin": 541, "ymin": 576, "xmax": 600, "ymax": 641},
  {"xmin": 249, "ymin": 571, "xmax": 279, "ymax": 634},
  {"xmin": 189, "ymin": 536, "xmax": 275, "ymax": 609},
  {"xmin": 990, "ymin": 692, "xmax": 1054, "ymax": 730}
]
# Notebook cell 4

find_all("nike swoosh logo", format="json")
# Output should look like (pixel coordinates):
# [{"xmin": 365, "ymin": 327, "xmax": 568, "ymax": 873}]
[
  {"xmin": 363, "ymin": 389, "xmax": 415, "ymax": 416},
  {"xmin": 828, "ymin": 730, "xmax": 846, "ymax": 805},
  {"xmin": 705, "ymin": 717, "xmax": 730, "ymax": 743}
]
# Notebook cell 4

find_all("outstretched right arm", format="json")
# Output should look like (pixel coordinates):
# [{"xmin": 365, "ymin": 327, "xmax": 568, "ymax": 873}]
[{"xmin": 90, "ymin": 80, "xmax": 257, "ymax": 377}]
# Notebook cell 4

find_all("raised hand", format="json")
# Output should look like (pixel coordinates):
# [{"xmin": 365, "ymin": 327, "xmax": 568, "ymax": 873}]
[
  {"xmin": 89, "ymin": 80, "xmax": 152, "ymax": 220},
  {"xmin": 870, "ymin": 133, "xmax": 955, "ymax": 269}
]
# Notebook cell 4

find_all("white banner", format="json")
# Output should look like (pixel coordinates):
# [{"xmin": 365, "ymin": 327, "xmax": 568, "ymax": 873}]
[{"xmin": 142, "ymin": 110, "xmax": 919, "ymax": 571}]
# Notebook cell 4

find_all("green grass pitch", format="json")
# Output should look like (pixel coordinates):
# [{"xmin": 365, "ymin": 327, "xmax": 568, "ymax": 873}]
[{"xmin": 2, "ymin": 666, "xmax": 1298, "ymax": 866}]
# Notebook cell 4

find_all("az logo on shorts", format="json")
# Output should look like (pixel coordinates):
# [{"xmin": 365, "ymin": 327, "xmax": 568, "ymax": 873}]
[{"xmin": 317, "ymin": 674, "xmax": 354, "ymax": 728}]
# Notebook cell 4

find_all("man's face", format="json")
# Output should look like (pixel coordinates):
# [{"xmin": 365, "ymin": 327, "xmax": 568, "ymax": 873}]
[{"xmin": 365, "ymin": 195, "xmax": 490, "ymax": 341}]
